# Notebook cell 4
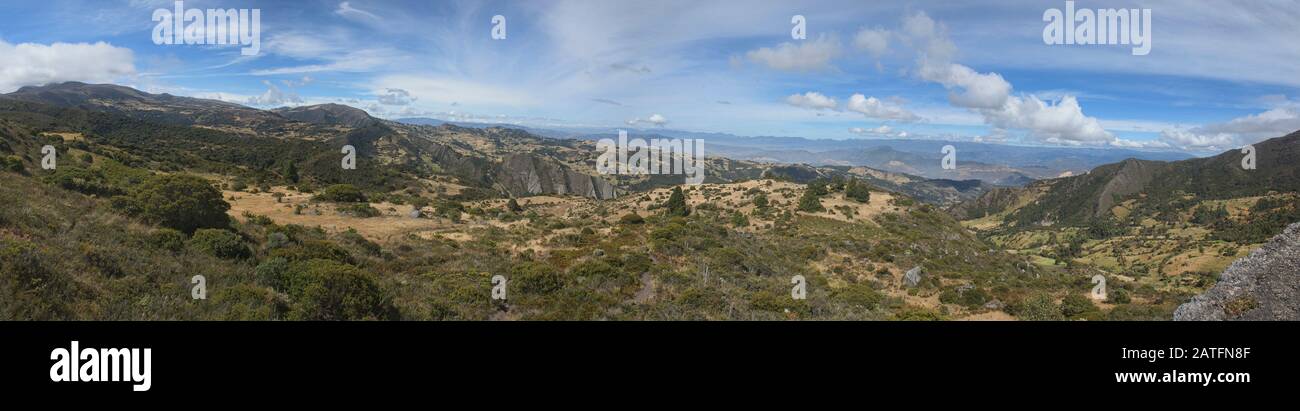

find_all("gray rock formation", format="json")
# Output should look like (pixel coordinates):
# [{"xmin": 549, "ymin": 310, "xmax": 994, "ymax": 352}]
[
  {"xmin": 1174, "ymin": 222, "xmax": 1300, "ymax": 321},
  {"xmin": 496, "ymin": 154, "xmax": 618, "ymax": 200},
  {"xmin": 904, "ymin": 266, "xmax": 924, "ymax": 288}
]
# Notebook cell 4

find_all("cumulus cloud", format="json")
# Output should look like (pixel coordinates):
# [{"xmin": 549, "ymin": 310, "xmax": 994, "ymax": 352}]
[
  {"xmin": 853, "ymin": 28, "xmax": 890, "ymax": 58},
  {"xmin": 1197, "ymin": 104, "xmax": 1300, "ymax": 142},
  {"xmin": 0, "ymin": 39, "xmax": 136, "ymax": 93},
  {"xmin": 899, "ymin": 11, "xmax": 1113, "ymax": 146},
  {"xmin": 983, "ymin": 95, "xmax": 1113, "ymax": 145},
  {"xmin": 785, "ymin": 92, "xmax": 837, "ymax": 110},
  {"xmin": 627, "ymin": 113, "xmax": 668, "ymax": 127},
  {"xmin": 849, "ymin": 125, "xmax": 908, "ymax": 138},
  {"xmin": 745, "ymin": 36, "xmax": 841, "ymax": 72},
  {"xmin": 377, "ymin": 88, "xmax": 416, "ymax": 105},
  {"xmin": 920, "ymin": 63, "xmax": 1012, "ymax": 110},
  {"xmin": 246, "ymin": 80, "xmax": 303, "ymax": 106},
  {"xmin": 1154, "ymin": 102, "xmax": 1300, "ymax": 151},
  {"xmin": 1156, "ymin": 129, "xmax": 1236, "ymax": 151},
  {"xmin": 846, "ymin": 94, "xmax": 919, "ymax": 122}
]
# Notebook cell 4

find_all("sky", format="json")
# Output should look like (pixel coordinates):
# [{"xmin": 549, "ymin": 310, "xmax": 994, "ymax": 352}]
[{"xmin": 1, "ymin": 0, "xmax": 1299, "ymax": 153}]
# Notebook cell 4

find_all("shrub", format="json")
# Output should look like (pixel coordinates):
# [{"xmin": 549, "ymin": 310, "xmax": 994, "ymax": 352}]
[
  {"xmin": 270, "ymin": 240, "xmax": 356, "ymax": 265},
  {"xmin": 315, "ymin": 184, "xmax": 367, "ymax": 203},
  {"xmin": 1107, "ymin": 288, "xmax": 1131, "ymax": 304},
  {"xmin": 619, "ymin": 213, "xmax": 645, "ymax": 225},
  {"xmin": 662, "ymin": 187, "xmax": 690, "ymax": 217},
  {"xmin": 255, "ymin": 257, "xmax": 292, "ymax": 292},
  {"xmin": 1011, "ymin": 292, "xmax": 1063, "ymax": 321},
  {"xmin": 506, "ymin": 198, "xmax": 523, "ymax": 212},
  {"xmin": 730, "ymin": 212, "xmax": 749, "ymax": 227},
  {"xmin": 125, "ymin": 174, "xmax": 230, "ymax": 234},
  {"xmin": 1060, "ymin": 294, "xmax": 1100, "ymax": 319},
  {"xmin": 337, "ymin": 203, "xmax": 381, "ymax": 218},
  {"xmin": 845, "ymin": 179, "xmax": 871, "ymax": 203},
  {"xmin": 285, "ymin": 259, "xmax": 397, "ymax": 320},
  {"xmin": 188, "ymin": 228, "xmax": 250, "ymax": 260},
  {"xmin": 145, "ymin": 228, "xmax": 186, "ymax": 253},
  {"xmin": 511, "ymin": 262, "xmax": 566, "ymax": 294},
  {"xmin": 1, "ymin": 156, "xmax": 24, "ymax": 173},
  {"xmin": 797, "ymin": 189, "xmax": 824, "ymax": 212},
  {"xmin": 835, "ymin": 284, "xmax": 884, "ymax": 309}
]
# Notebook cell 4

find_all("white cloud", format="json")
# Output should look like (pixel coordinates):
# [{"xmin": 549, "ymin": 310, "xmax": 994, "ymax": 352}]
[
  {"xmin": 1156, "ymin": 129, "xmax": 1236, "ymax": 151},
  {"xmin": 899, "ymin": 11, "xmax": 1113, "ymax": 146},
  {"xmin": 377, "ymin": 88, "xmax": 415, "ymax": 105},
  {"xmin": 919, "ymin": 63, "xmax": 1012, "ymax": 109},
  {"xmin": 246, "ymin": 80, "xmax": 303, "ymax": 106},
  {"xmin": 1197, "ymin": 104, "xmax": 1300, "ymax": 142},
  {"xmin": 853, "ymin": 28, "xmax": 890, "ymax": 58},
  {"xmin": 745, "ymin": 36, "xmax": 841, "ymax": 72},
  {"xmin": 0, "ymin": 39, "xmax": 136, "ymax": 93},
  {"xmin": 373, "ymin": 74, "xmax": 536, "ymax": 107},
  {"xmin": 627, "ymin": 113, "xmax": 669, "ymax": 127},
  {"xmin": 849, "ymin": 125, "xmax": 909, "ymax": 138},
  {"xmin": 1155, "ymin": 102, "xmax": 1300, "ymax": 151},
  {"xmin": 335, "ymin": 2, "xmax": 380, "ymax": 22},
  {"xmin": 982, "ymin": 95, "xmax": 1113, "ymax": 145},
  {"xmin": 845, "ymin": 94, "xmax": 919, "ymax": 122},
  {"xmin": 785, "ymin": 92, "xmax": 837, "ymax": 110}
]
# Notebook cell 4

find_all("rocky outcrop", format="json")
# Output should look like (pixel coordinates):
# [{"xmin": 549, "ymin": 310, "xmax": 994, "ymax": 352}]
[
  {"xmin": 904, "ymin": 266, "xmax": 925, "ymax": 288},
  {"xmin": 1174, "ymin": 222, "xmax": 1300, "ymax": 321},
  {"xmin": 496, "ymin": 154, "xmax": 618, "ymax": 200}
]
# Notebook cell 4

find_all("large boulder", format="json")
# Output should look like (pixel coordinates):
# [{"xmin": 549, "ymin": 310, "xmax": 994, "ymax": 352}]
[
  {"xmin": 1174, "ymin": 222, "xmax": 1300, "ymax": 321},
  {"xmin": 903, "ymin": 266, "xmax": 925, "ymax": 288}
]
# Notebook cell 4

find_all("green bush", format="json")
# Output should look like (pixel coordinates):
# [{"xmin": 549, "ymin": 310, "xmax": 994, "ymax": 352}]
[
  {"xmin": 255, "ymin": 257, "xmax": 292, "ymax": 292},
  {"xmin": 845, "ymin": 179, "xmax": 871, "ymax": 203},
  {"xmin": 1, "ymin": 156, "xmax": 24, "ymax": 173},
  {"xmin": 285, "ymin": 259, "xmax": 397, "ymax": 320},
  {"xmin": 662, "ymin": 187, "xmax": 690, "ymax": 217},
  {"xmin": 1107, "ymin": 288, "xmax": 1131, "ymax": 304},
  {"xmin": 188, "ymin": 229, "xmax": 250, "ymax": 260},
  {"xmin": 1060, "ymin": 294, "xmax": 1100, "ymax": 319},
  {"xmin": 124, "ymin": 174, "xmax": 230, "ymax": 234},
  {"xmin": 511, "ymin": 261, "xmax": 566, "ymax": 294},
  {"xmin": 619, "ymin": 213, "xmax": 645, "ymax": 225},
  {"xmin": 269, "ymin": 240, "xmax": 355, "ymax": 265},
  {"xmin": 145, "ymin": 228, "xmax": 186, "ymax": 253},
  {"xmin": 1011, "ymin": 292, "xmax": 1063, "ymax": 321},
  {"xmin": 315, "ymin": 184, "xmax": 367, "ymax": 202},
  {"xmin": 797, "ymin": 189, "xmax": 824, "ymax": 212},
  {"xmin": 835, "ymin": 284, "xmax": 884, "ymax": 309},
  {"xmin": 337, "ymin": 203, "xmax": 381, "ymax": 218}
]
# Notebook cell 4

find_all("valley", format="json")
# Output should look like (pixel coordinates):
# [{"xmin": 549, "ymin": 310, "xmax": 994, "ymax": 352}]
[{"xmin": 2, "ymin": 82, "xmax": 1297, "ymax": 321}]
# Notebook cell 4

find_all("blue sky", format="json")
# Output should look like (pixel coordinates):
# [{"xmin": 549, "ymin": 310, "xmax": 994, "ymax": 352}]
[{"xmin": 2, "ymin": 0, "xmax": 1299, "ymax": 153}]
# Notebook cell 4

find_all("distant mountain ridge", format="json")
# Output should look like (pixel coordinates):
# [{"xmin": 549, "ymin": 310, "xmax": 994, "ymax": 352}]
[{"xmin": 397, "ymin": 117, "xmax": 1196, "ymax": 185}]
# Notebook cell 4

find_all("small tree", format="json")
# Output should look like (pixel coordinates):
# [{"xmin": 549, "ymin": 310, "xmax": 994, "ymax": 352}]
[
  {"xmin": 663, "ymin": 187, "xmax": 690, "ymax": 217},
  {"xmin": 127, "ymin": 174, "xmax": 231, "ymax": 234},
  {"xmin": 845, "ymin": 179, "xmax": 871, "ymax": 203},
  {"xmin": 283, "ymin": 162, "xmax": 300, "ymax": 183},
  {"xmin": 797, "ymin": 189, "xmax": 824, "ymax": 213},
  {"xmin": 316, "ymin": 184, "xmax": 366, "ymax": 203},
  {"xmin": 188, "ymin": 228, "xmax": 250, "ymax": 260}
]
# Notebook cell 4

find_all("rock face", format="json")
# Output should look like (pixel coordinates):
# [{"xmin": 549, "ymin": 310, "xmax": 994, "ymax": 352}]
[
  {"xmin": 904, "ymin": 266, "xmax": 925, "ymax": 288},
  {"xmin": 1174, "ymin": 222, "xmax": 1300, "ymax": 321},
  {"xmin": 496, "ymin": 154, "xmax": 618, "ymax": 200}
]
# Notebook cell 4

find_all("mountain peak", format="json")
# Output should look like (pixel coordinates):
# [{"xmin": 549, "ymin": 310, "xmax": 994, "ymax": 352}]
[{"xmin": 273, "ymin": 103, "xmax": 378, "ymax": 128}]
